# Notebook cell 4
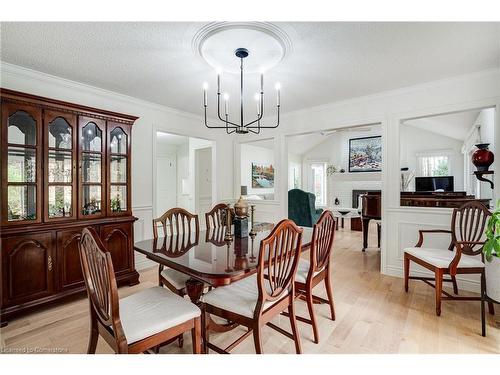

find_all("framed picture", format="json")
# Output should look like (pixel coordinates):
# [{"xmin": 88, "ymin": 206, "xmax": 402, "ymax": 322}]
[
  {"xmin": 349, "ymin": 136, "xmax": 382, "ymax": 172},
  {"xmin": 252, "ymin": 163, "xmax": 274, "ymax": 188}
]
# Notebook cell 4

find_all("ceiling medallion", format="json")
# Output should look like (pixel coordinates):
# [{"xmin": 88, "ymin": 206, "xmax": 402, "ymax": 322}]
[{"xmin": 192, "ymin": 22, "xmax": 292, "ymax": 74}]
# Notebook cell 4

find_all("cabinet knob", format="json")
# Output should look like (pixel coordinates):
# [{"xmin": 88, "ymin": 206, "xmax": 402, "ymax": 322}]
[{"xmin": 48, "ymin": 255, "xmax": 53, "ymax": 272}]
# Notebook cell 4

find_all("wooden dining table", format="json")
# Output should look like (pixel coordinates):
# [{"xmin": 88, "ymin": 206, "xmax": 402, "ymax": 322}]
[{"xmin": 134, "ymin": 225, "xmax": 313, "ymax": 306}]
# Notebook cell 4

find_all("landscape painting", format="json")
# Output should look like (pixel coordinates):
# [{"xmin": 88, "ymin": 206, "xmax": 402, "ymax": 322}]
[
  {"xmin": 349, "ymin": 136, "xmax": 382, "ymax": 172},
  {"xmin": 252, "ymin": 163, "xmax": 275, "ymax": 188}
]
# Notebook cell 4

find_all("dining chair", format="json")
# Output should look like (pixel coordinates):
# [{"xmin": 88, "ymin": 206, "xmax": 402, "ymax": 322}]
[
  {"xmin": 205, "ymin": 203, "xmax": 229, "ymax": 246},
  {"xmin": 201, "ymin": 219, "xmax": 304, "ymax": 354},
  {"xmin": 79, "ymin": 227, "xmax": 202, "ymax": 354},
  {"xmin": 153, "ymin": 207, "xmax": 200, "ymax": 348},
  {"xmin": 404, "ymin": 201, "xmax": 495, "ymax": 323},
  {"xmin": 205, "ymin": 203, "xmax": 229, "ymax": 229},
  {"xmin": 153, "ymin": 207, "xmax": 200, "ymax": 297},
  {"xmin": 292, "ymin": 210, "xmax": 336, "ymax": 344}
]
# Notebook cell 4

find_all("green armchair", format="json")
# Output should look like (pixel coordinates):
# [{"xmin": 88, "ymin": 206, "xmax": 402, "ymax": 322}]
[{"xmin": 288, "ymin": 189, "xmax": 324, "ymax": 227}]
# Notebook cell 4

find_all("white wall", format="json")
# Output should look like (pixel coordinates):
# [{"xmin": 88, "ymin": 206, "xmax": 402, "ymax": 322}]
[
  {"xmin": 400, "ymin": 124, "xmax": 465, "ymax": 192},
  {"xmin": 240, "ymin": 143, "xmax": 275, "ymax": 196}
]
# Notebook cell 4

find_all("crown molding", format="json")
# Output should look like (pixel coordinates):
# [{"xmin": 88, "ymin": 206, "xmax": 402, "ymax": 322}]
[
  {"xmin": 280, "ymin": 67, "xmax": 500, "ymax": 119},
  {"xmin": 0, "ymin": 61, "xmax": 207, "ymax": 123}
]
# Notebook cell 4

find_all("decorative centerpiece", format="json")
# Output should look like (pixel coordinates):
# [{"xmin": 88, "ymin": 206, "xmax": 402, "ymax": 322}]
[
  {"xmin": 224, "ymin": 206, "xmax": 233, "ymax": 242},
  {"xmin": 234, "ymin": 194, "xmax": 249, "ymax": 238},
  {"xmin": 472, "ymin": 143, "xmax": 494, "ymax": 172}
]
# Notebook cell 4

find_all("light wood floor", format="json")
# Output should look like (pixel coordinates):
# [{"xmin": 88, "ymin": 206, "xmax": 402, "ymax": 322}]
[{"xmin": 1, "ymin": 227, "xmax": 499, "ymax": 354}]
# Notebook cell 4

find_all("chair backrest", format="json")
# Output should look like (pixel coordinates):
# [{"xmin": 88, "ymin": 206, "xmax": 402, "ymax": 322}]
[
  {"xmin": 205, "ymin": 203, "xmax": 229, "ymax": 229},
  {"xmin": 153, "ymin": 207, "xmax": 200, "ymax": 238},
  {"xmin": 79, "ymin": 228, "xmax": 125, "ymax": 342},
  {"xmin": 450, "ymin": 200, "xmax": 491, "ymax": 255},
  {"xmin": 288, "ymin": 189, "xmax": 318, "ymax": 227},
  {"xmin": 310, "ymin": 210, "xmax": 336, "ymax": 272},
  {"xmin": 154, "ymin": 233, "xmax": 198, "ymax": 257},
  {"xmin": 255, "ymin": 219, "xmax": 303, "ymax": 317}
]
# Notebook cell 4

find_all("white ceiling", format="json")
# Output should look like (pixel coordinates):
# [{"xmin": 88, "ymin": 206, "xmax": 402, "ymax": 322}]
[
  {"xmin": 1, "ymin": 22, "xmax": 499, "ymax": 120},
  {"xmin": 404, "ymin": 110, "xmax": 481, "ymax": 141}
]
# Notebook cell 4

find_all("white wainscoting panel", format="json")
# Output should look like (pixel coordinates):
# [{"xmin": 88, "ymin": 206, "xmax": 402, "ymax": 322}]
[{"xmin": 132, "ymin": 206, "xmax": 156, "ymax": 271}]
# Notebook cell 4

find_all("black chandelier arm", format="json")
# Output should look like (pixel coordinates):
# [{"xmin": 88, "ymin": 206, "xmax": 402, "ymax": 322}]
[
  {"xmin": 216, "ymin": 92, "xmax": 239, "ymax": 127},
  {"xmin": 246, "ymin": 105, "xmax": 280, "ymax": 129},
  {"xmin": 204, "ymin": 107, "xmax": 238, "ymax": 129}
]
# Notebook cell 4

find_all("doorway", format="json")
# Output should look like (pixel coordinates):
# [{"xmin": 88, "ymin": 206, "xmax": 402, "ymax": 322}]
[{"xmin": 154, "ymin": 131, "xmax": 215, "ymax": 220}]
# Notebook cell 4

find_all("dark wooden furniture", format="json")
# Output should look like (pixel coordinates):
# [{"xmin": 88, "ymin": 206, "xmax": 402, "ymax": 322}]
[
  {"xmin": 292, "ymin": 210, "xmax": 336, "ymax": 344},
  {"xmin": 400, "ymin": 191, "xmax": 490, "ymax": 208},
  {"xmin": 79, "ymin": 228, "xmax": 201, "ymax": 354},
  {"xmin": 404, "ymin": 201, "xmax": 495, "ymax": 330},
  {"xmin": 135, "ymin": 227, "xmax": 313, "ymax": 287},
  {"xmin": 201, "ymin": 219, "xmax": 304, "ymax": 354},
  {"xmin": 153, "ymin": 207, "xmax": 200, "ymax": 296},
  {"xmin": 360, "ymin": 192, "xmax": 382, "ymax": 251},
  {"xmin": 153, "ymin": 208, "xmax": 201, "ymax": 348},
  {"xmin": 0, "ymin": 89, "xmax": 139, "ymax": 326},
  {"xmin": 205, "ymin": 203, "xmax": 229, "ymax": 229}
]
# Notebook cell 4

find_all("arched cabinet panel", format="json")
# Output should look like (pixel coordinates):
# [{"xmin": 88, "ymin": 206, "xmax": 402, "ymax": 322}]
[
  {"xmin": 1, "ymin": 233, "xmax": 54, "ymax": 306},
  {"xmin": 100, "ymin": 223, "xmax": 132, "ymax": 274}
]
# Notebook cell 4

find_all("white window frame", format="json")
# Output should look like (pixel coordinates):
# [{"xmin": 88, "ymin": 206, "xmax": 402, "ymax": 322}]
[{"xmin": 306, "ymin": 160, "xmax": 328, "ymax": 207}]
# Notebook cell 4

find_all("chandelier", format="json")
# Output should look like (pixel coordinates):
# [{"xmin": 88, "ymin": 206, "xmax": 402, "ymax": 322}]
[{"xmin": 203, "ymin": 48, "xmax": 281, "ymax": 134}]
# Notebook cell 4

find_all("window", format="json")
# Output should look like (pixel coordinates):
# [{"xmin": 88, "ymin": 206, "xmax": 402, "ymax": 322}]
[
  {"xmin": 418, "ymin": 155, "xmax": 450, "ymax": 177},
  {"xmin": 288, "ymin": 162, "xmax": 301, "ymax": 190},
  {"xmin": 309, "ymin": 162, "xmax": 327, "ymax": 206}
]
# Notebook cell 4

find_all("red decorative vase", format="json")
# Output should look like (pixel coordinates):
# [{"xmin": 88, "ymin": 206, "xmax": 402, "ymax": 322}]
[{"xmin": 472, "ymin": 143, "xmax": 494, "ymax": 172}]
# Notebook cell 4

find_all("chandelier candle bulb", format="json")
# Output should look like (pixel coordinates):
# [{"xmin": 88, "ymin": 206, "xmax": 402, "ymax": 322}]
[
  {"xmin": 260, "ymin": 73, "xmax": 264, "ymax": 92},
  {"xmin": 224, "ymin": 93, "xmax": 229, "ymax": 115},
  {"xmin": 203, "ymin": 83, "xmax": 208, "ymax": 106},
  {"xmin": 217, "ymin": 73, "xmax": 221, "ymax": 93}
]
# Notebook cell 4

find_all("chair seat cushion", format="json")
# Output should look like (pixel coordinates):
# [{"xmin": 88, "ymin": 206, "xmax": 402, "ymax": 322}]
[
  {"xmin": 404, "ymin": 247, "xmax": 484, "ymax": 269},
  {"xmin": 295, "ymin": 259, "xmax": 323, "ymax": 283},
  {"xmin": 119, "ymin": 287, "xmax": 200, "ymax": 344},
  {"xmin": 201, "ymin": 275, "xmax": 288, "ymax": 318},
  {"xmin": 161, "ymin": 268, "xmax": 192, "ymax": 290}
]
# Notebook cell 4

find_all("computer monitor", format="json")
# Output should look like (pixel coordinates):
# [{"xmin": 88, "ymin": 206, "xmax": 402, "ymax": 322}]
[{"xmin": 415, "ymin": 176, "xmax": 454, "ymax": 192}]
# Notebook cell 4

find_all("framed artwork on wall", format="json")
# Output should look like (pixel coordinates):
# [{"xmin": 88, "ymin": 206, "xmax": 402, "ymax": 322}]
[
  {"xmin": 349, "ymin": 136, "xmax": 382, "ymax": 172},
  {"xmin": 252, "ymin": 163, "xmax": 275, "ymax": 188}
]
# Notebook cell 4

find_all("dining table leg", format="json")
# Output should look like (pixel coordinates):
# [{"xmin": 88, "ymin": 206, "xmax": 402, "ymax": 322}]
[{"xmin": 186, "ymin": 278, "xmax": 205, "ymax": 304}]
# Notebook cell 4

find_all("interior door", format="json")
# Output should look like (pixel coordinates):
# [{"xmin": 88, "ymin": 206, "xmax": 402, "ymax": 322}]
[
  {"xmin": 195, "ymin": 147, "xmax": 212, "ymax": 221},
  {"xmin": 156, "ymin": 153, "xmax": 177, "ymax": 217}
]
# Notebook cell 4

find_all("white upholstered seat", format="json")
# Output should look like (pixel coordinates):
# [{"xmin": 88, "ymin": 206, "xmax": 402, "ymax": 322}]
[
  {"xmin": 160, "ymin": 268, "xmax": 192, "ymax": 290},
  {"xmin": 201, "ymin": 275, "xmax": 288, "ymax": 318},
  {"xmin": 294, "ymin": 259, "xmax": 323, "ymax": 283},
  {"xmin": 404, "ymin": 247, "xmax": 484, "ymax": 269},
  {"xmin": 119, "ymin": 287, "xmax": 200, "ymax": 344}
]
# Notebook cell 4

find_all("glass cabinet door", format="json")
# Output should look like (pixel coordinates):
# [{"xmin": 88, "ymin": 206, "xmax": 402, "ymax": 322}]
[
  {"xmin": 78, "ymin": 116, "xmax": 106, "ymax": 218},
  {"xmin": 107, "ymin": 123, "xmax": 130, "ymax": 215},
  {"xmin": 44, "ymin": 110, "xmax": 77, "ymax": 221},
  {"xmin": 1, "ymin": 102, "xmax": 42, "ymax": 225}
]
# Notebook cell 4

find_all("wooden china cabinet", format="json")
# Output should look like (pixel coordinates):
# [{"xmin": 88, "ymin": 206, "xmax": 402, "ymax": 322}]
[{"xmin": 0, "ymin": 89, "xmax": 139, "ymax": 325}]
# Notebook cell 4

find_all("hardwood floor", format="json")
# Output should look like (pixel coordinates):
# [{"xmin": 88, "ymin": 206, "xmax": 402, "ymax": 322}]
[{"xmin": 1, "ymin": 226, "xmax": 499, "ymax": 354}]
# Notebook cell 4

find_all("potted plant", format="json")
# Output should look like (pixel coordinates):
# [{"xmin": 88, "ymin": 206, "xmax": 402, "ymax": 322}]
[{"xmin": 483, "ymin": 199, "xmax": 500, "ymax": 302}]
